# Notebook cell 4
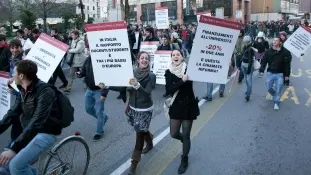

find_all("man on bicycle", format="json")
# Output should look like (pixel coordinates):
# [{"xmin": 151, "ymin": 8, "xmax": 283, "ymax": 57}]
[{"xmin": 0, "ymin": 60, "xmax": 62, "ymax": 175}]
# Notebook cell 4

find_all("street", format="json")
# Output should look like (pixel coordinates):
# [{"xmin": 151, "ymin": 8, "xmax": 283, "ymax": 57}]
[{"xmin": 0, "ymin": 51, "xmax": 310, "ymax": 175}]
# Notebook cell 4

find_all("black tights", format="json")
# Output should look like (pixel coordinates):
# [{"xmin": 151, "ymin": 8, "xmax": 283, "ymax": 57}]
[
  {"xmin": 134, "ymin": 132, "xmax": 148, "ymax": 151},
  {"xmin": 170, "ymin": 119, "xmax": 193, "ymax": 156}
]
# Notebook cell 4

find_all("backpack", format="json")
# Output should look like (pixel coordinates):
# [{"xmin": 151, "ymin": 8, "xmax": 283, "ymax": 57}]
[{"xmin": 35, "ymin": 83, "xmax": 74, "ymax": 128}]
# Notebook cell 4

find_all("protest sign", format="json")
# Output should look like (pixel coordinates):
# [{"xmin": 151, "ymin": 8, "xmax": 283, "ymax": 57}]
[
  {"xmin": 187, "ymin": 16, "xmax": 241, "ymax": 84},
  {"xmin": 85, "ymin": 21, "xmax": 134, "ymax": 86},
  {"xmin": 284, "ymin": 26, "xmax": 311, "ymax": 58},
  {"xmin": 23, "ymin": 39, "xmax": 34, "ymax": 51},
  {"xmin": 155, "ymin": 7, "xmax": 169, "ymax": 29},
  {"xmin": 140, "ymin": 41, "xmax": 160, "ymax": 71},
  {"xmin": 0, "ymin": 72, "xmax": 10, "ymax": 120},
  {"xmin": 133, "ymin": 32, "xmax": 140, "ymax": 50},
  {"xmin": 25, "ymin": 34, "xmax": 69, "ymax": 83},
  {"xmin": 196, "ymin": 12, "xmax": 211, "ymax": 22},
  {"xmin": 153, "ymin": 51, "xmax": 171, "ymax": 85}
]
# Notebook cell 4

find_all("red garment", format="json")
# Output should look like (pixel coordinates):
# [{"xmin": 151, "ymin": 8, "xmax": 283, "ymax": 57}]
[
  {"xmin": 182, "ymin": 30, "xmax": 187, "ymax": 40},
  {"xmin": 0, "ymin": 42, "xmax": 8, "ymax": 48}
]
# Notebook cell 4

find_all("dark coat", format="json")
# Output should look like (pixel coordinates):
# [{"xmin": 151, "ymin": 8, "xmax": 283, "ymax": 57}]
[
  {"xmin": 165, "ymin": 70, "xmax": 199, "ymax": 120},
  {"xmin": 0, "ymin": 78, "xmax": 62, "ymax": 153}
]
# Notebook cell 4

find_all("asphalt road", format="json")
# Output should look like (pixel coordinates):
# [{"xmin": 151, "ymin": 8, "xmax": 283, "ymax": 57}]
[{"xmin": 1, "ymin": 44, "xmax": 310, "ymax": 175}]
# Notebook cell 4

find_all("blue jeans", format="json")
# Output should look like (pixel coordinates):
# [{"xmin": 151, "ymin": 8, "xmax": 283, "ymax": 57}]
[
  {"xmin": 206, "ymin": 83, "xmax": 225, "ymax": 98},
  {"xmin": 0, "ymin": 133, "xmax": 56, "ymax": 175},
  {"xmin": 85, "ymin": 88, "xmax": 107, "ymax": 135},
  {"xmin": 266, "ymin": 72, "xmax": 284, "ymax": 104},
  {"xmin": 241, "ymin": 66, "xmax": 253, "ymax": 96}
]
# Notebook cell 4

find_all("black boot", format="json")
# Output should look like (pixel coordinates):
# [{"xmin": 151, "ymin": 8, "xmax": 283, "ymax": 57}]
[
  {"xmin": 128, "ymin": 150, "xmax": 141, "ymax": 175},
  {"xmin": 178, "ymin": 155, "xmax": 188, "ymax": 174}
]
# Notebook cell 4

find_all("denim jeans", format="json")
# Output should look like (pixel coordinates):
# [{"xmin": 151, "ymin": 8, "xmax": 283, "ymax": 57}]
[
  {"xmin": 206, "ymin": 83, "xmax": 225, "ymax": 98},
  {"xmin": 0, "ymin": 133, "xmax": 56, "ymax": 175},
  {"xmin": 181, "ymin": 40, "xmax": 189, "ymax": 57},
  {"xmin": 241, "ymin": 66, "xmax": 253, "ymax": 96},
  {"xmin": 266, "ymin": 72, "xmax": 284, "ymax": 104},
  {"xmin": 85, "ymin": 88, "xmax": 107, "ymax": 135}
]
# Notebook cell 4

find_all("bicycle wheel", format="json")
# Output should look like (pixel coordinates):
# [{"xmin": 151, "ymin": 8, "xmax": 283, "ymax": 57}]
[{"xmin": 42, "ymin": 136, "xmax": 90, "ymax": 175}]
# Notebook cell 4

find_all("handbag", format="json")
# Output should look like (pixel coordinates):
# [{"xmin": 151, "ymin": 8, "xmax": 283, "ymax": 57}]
[
  {"xmin": 163, "ymin": 90, "xmax": 179, "ymax": 119},
  {"xmin": 67, "ymin": 40, "xmax": 79, "ymax": 66},
  {"xmin": 253, "ymin": 59, "xmax": 261, "ymax": 71}
]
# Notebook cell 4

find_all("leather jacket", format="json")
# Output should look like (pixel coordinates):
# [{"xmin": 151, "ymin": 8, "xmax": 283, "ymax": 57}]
[{"xmin": 0, "ymin": 78, "xmax": 62, "ymax": 153}]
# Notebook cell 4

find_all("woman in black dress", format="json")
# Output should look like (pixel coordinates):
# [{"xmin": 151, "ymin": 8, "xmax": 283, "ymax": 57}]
[{"xmin": 164, "ymin": 49, "xmax": 200, "ymax": 174}]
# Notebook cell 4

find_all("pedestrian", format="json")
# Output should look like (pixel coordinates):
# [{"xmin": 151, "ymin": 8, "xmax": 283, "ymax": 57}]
[
  {"xmin": 63, "ymin": 30, "xmax": 87, "ymax": 95},
  {"xmin": 127, "ymin": 51, "xmax": 156, "ymax": 175},
  {"xmin": 259, "ymin": 37, "xmax": 291, "ymax": 110},
  {"xmin": 164, "ymin": 49, "xmax": 200, "ymax": 174},
  {"xmin": 240, "ymin": 35, "xmax": 256, "ymax": 101},
  {"xmin": 0, "ymin": 34, "xmax": 11, "ymax": 72},
  {"xmin": 76, "ymin": 56, "xmax": 109, "ymax": 141}
]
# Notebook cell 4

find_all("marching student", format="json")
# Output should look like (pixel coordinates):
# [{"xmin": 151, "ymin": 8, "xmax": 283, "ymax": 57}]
[
  {"xmin": 165, "ymin": 49, "xmax": 199, "ymax": 174},
  {"xmin": 127, "ymin": 51, "xmax": 156, "ymax": 175},
  {"xmin": 259, "ymin": 37, "xmax": 290, "ymax": 111}
]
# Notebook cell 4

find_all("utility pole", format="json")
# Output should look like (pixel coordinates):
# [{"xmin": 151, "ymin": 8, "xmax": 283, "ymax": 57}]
[{"xmin": 79, "ymin": 0, "xmax": 85, "ymax": 25}]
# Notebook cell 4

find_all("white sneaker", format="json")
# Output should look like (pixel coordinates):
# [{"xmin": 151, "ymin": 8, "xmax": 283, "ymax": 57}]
[{"xmin": 274, "ymin": 103, "xmax": 279, "ymax": 111}]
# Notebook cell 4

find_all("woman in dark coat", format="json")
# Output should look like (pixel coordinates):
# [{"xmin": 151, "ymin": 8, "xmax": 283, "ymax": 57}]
[{"xmin": 164, "ymin": 49, "xmax": 200, "ymax": 174}]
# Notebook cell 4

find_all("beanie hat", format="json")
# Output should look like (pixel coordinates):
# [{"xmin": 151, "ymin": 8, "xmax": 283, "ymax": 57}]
[{"xmin": 242, "ymin": 35, "xmax": 252, "ymax": 44}]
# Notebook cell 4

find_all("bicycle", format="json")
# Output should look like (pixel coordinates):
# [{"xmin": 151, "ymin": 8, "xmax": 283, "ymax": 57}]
[{"xmin": 38, "ymin": 132, "xmax": 90, "ymax": 175}]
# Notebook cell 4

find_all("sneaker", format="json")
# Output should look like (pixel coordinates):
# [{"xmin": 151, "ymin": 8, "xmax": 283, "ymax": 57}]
[
  {"xmin": 93, "ymin": 134, "xmax": 103, "ymax": 142},
  {"xmin": 219, "ymin": 92, "xmax": 224, "ymax": 98},
  {"xmin": 274, "ymin": 103, "xmax": 279, "ymax": 111},
  {"xmin": 203, "ymin": 96, "xmax": 212, "ymax": 101},
  {"xmin": 245, "ymin": 95, "xmax": 250, "ymax": 102}
]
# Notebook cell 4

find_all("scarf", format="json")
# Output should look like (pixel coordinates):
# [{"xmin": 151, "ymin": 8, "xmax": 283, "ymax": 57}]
[
  {"xmin": 0, "ymin": 42, "xmax": 8, "ymax": 48},
  {"xmin": 169, "ymin": 61, "xmax": 187, "ymax": 78},
  {"xmin": 133, "ymin": 64, "xmax": 149, "ymax": 82}
]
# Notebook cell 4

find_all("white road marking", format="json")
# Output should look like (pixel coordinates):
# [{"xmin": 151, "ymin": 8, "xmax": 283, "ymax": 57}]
[{"xmin": 110, "ymin": 71, "xmax": 238, "ymax": 175}]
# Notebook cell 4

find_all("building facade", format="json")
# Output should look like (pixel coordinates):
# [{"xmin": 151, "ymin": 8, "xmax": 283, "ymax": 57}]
[
  {"xmin": 251, "ymin": 0, "xmax": 299, "ymax": 21},
  {"xmin": 299, "ymin": 0, "xmax": 311, "ymax": 13},
  {"xmin": 107, "ymin": 0, "xmax": 250, "ymax": 24}
]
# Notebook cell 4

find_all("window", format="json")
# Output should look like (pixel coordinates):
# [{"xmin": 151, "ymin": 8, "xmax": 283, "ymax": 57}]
[
  {"xmin": 93, "ymin": 14, "xmax": 96, "ymax": 18},
  {"xmin": 87, "ymin": 6, "xmax": 89, "ymax": 10},
  {"xmin": 93, "ymin": 6, "xmax": 95, "ymax": 10}
]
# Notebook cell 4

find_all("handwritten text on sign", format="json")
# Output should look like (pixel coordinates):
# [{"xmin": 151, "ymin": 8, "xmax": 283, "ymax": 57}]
[{"xmin": 85, "ymin": 21, "xmax": 134, "ymax": 86}]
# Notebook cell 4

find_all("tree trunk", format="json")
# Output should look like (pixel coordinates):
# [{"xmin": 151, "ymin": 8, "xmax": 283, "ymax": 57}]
[
  {"xmin": 124, "ymin": 0, "xmax": 129, "ymax": 23},
  {"xmin": 120, "ymin": 0, "xmax": 125, "ymax": 21},
  {"xmin": 43, "ymin": 10, "xmax": 47, "ymax": 33}
]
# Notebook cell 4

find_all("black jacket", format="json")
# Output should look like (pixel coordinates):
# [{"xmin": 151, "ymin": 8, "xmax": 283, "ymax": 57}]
[
  {"xmin": 78, "ymin": 56, "xmax": 109, "ymax": 97},
  {"xmin": 0, "ymin": 46, "xmax": 11, "ymax": 72},
  {"xmin": 259, "ymin": 47, "xmax": 291, "ymax": 77},
  {"xmin": 165, "ymin": 69, "xmax": 200, "ymax": 120},
  {"xmin": 0, "ymin": 78, "xmax": 62, "ymax": 153},
  {"xmin": 239, "ymin": 45, "xmax": 255, "ymax": 74}
]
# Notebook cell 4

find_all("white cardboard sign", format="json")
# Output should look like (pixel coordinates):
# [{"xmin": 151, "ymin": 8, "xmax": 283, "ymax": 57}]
[
  {"xmin": 25, "ymin": 34, "xmax": 69, "ymax": 83},
  {"xmin": 284, "ymin": 26, "xmax": 311, "ymax": 58},
  {"xmin": 155, "ymin": 7, "xmax": 169, "ymax": 29},
  {"xmin": 187, "ymin": 16, "xmax": 241, "ymax": 84},
  {"xmin": 85, "ymin": 21, "xmax": 134, "ymax": 86},
  {"xmin": 0, "ymin": 72, "xmax": 11, "ymax": 120},
  {"xmin": 153, "ymin": 51, "xmax": 171, "ymax": 85},
  {"xmin": 140, "ymin": 41, "xmax": 160, "ymax": 72}
]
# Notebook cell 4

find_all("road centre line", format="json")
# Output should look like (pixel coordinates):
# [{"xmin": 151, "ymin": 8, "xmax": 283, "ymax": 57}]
[{"xmin": 110, "ymin": 71, "xmax": 238, "ymax": 175}]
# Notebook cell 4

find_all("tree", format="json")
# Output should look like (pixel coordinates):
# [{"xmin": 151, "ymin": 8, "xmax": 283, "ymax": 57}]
[
  {"xmin": 20, "ymin": 9, "xmax": 37, "ymax": 27},
  {"xmin": 0, "ymin": 0, "xmax": 18, "ymax": 33},
  {"xmin": 33, "ymin": 0, "xmax": 77, "ymax": 32}
]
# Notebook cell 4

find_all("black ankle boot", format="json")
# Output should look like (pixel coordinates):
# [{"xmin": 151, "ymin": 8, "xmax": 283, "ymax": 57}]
[{"xmin": 178, "ymin": 155, "xmax": 188, "ymax": 174}]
